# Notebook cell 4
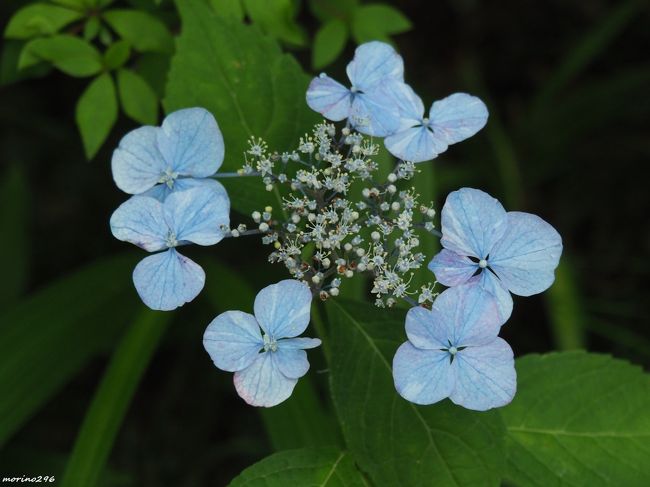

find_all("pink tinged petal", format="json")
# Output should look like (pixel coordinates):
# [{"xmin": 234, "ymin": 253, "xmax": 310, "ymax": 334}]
[
  {"xmin": 440, "ymin": 188, "xmax": 507, "ymax": 258},
  {"xmin": 133, "ymin": 248, "xmax": 205, "ymax": 311},
  {"xmin": 203, "ymin": 311, "xmax": 263, "ymax": 372},
  {"xmin": 305, "ymin": 75, "xmax": 352, "ymax": 121},
  {"xmin": 274, "ymin": 348, "xmax": 310, "ymax": 379},
  {"xmin": 346, "ymin": 41, "xmax": 404, "ymax": 90},
  {"xmin": 111, "ymin": 126, "xmax": 165, "ymax": 195},
  {"xmin": 450, "ymin": 338, "xmax": 516, "ymax": 411},
  {"xmin": 488, "ymin": 211, "xmax": 563, "ymax": 296},
  {"xmin": 392, "ymin": 342, "xmax": 455, "ymax": 406},
  {"xmin": 384, "ymin": 125, "xmax": 445, "ymax": 163},
  {"xmin": 404, "ymin": 306, "xmax": 448, "ymax": 350},
  {"xmin": 468, "ymin": 270, "xmax": 514, "ymax": 322},
  {"xmin": 163, "ymin": 186, "xmax": 230, "ymax": 246},
  {"xmin": 110, "ymin": 195, "xmax": 167, "ymax": 252},
  {"xmin": 278, "ymin": 337, "xmax": 322, "ymax": 350},
  {"xmin": 253, "ymin": 280, "xmax": 312, "ymax": 339},
  {"xmin": 428, "ymin": 249, "xmax": 478, "ymax": 286},
  {"xmin": 157, "ymin": 107, "xmax": 225, "ymax": 177},
  {"xmin": 233, "ymin": 352, "xmax": 298, "ymax": 407},
  {"xmin": 428, "ymin": 93, "xmax": 488, "ymax": 145}
]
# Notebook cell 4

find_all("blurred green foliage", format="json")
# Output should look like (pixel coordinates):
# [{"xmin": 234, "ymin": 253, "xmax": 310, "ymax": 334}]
[{"xmin": 1, "ymin": 0, "xmax": 649, "ymax": 485}]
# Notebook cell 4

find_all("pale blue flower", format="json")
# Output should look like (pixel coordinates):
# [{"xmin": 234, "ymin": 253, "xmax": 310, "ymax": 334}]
[
  {"xmin": 203, "ymin": 280, "xmax": 321, "ymax": 407},
  {"xmin": 384, "ymin": 84, "xmax": 488, "ymax": 162},
  {"xmin": 306, "ymin": 41, "xmax": 405, "ymax": 137},
  {"xmin": 428, "ymin": 188, "xmax": 563, "ymax": 320},
  {"xmin": 110, "ymin": 186, "xmax": 229, "ymax": 311},
  {"xmin": 393, "ymin": 285, "xmax": 516, "ymax": 411},
  {"xmin": 111, "ymin": 107, "xmax": 227, "ymax": 201}
]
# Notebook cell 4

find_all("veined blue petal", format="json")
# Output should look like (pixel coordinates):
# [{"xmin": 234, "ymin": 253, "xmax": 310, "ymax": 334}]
[
  {"xmin": 431, "ymin": 285, "xmax": 503, "ymax": 347},
  {"xmin": 278, "ymin": 337, "xmax": 322, "ymax": 350},
  {"xmin": 489, "ymin": 211, "xmax": 563, "ymax": 296},
  {"xmin": 440, "ymin": 188, "xmax": 507, "ymax": 258},
  {"xmin": 428, "ymin": 93, "xmax": 488, "ymax": 145},
  {"xmin": 157, "ymin": 107, "xmax": 225, "ymax": 177},
  {"xmin": 110, "ymin": 195, "xmax": 167, "ymax": 252},
  {"xmin": 233, "ymin": 352, "xmax": 298, "ymax": 407},
  {"xmin": 391, "ymin": 83, "xmax": 425, "ymax": 129},
  {"xmin": 142, "ymin": 177, "xmax": 228, "ymax": 202},
  {"xmin": 164, "ymin": 186, "xmax": 229, "ymax": 246},
  {"xmin": 346, "ymin": 41, "xmax": 404, "ymax": 91},
  {"xmin": 468, "ymin": 270, "xmax": 514, "ymax": 322},
  {"xmin": 274, "ymin": 348, "xmax": 310, "ymax": 379},
  {"xmin": 428, "ymin": 249, "xmax": 478, "ymax": 286},
  {"xmin": 384, "ymin": 125, "xmax": 445, "ymax": 163},
  {"xmin": 305, "ymin": 75, "xmax": 351, "ymax": 121},
  {"xmin": 133, "ymin": 248, "xmax": 205, "ymax": 311},
  {"xmin": 350, "ymin": 88, "xmax": 401, "ymax": 137},
  {"xmin": 203, "ymin": 311, "xmax": 263, "ymax": 372},
  {"xmin": 111, "ymin": 126, "xmax": 165, "ymax": 194},
  {"xmin": 253, "ymin": 280, "xmax": 312, "ymax": 339},
  {"xmin": 450, "ymin": 337, "xmax": 516, "ymax": 411},
  {"xmin": 404, "ymin": 306, "xmax": 447, "ymax": 350},
  {"xmin": 392, "ymin": 342, "xmax": 455, "ymax": 405}
]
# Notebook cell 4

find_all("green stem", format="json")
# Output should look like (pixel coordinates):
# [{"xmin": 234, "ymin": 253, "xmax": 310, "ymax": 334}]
[{"xmin": 61, "ymin": 308, "xmax": 171, "ymax": 487}]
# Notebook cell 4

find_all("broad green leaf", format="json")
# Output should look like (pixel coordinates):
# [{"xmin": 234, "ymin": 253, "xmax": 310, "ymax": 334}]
[
  {"xmin": 61, "ymin": 308, "xmax": 171, "ymax": 487},
  {"xmin": 4, "ymin": 3, "xmax": 83, "ymax": 40},
  {"xmin": 83, "ymin": 16, "xmax": 102, "ymax": 41},
  {"xmin": 229, "ymin": 448, "xmax": 367, "ymax": 486},
  {"xmin": 210, "ymin": 0, "xmax": 245, "ymax": 20},
  {"xmin": 0, "ymin": 253, "xmax": 139, "ymax": 447},
  {"xmin": 19, "ymin": 35, "xmax": 102, "ymax": 77},
  {"xmin": 201, "ymin": 258, "xmax": 341, "ymax": 450},
  {"xmin": 308, "ymin": 0, "xmax": 358, "ymax": 23},
  {"xmin": 351, "ymin": 4, "xmax": 412, "ymax": 44},
  {"xmin": 312, "ymin": 18, "xmax": 347, "ymax": 69},
  {"xmin": 165, "ymin": 0, "xmax": 319, "ymax": 215},
  {"xmin": 103, "ymin": 9, "xmax": 174, "ymax": 54},
  {"xmin": 76, "ymin": 73, "xmax": 118, "ymax": 159},
  {"xmin": 0, "ymin": 164, "xmax": 29, "ymax": 308},
  {"xmin": 327, "ymin": 299, "xmax": 506, "ymax": 486},
  {"xmin": 243, "ymin": 0, "xmax": 307, "ymax": 46},
  {"xmin": 117, "ymin": 68, "xmax": 158, "ymax": 125},
  {"xmin": 502, "ymin": 352, "xmax": 650, "ymax": 486},
  {"xmin": 104, "ymin": 40, "xmax": 131, "ymax": 70}
]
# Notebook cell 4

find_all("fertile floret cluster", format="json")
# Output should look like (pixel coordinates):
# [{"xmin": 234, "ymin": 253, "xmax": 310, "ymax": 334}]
[{"xmin": 235, "ymin": 123, "xmax": 439, "ymax": 307}]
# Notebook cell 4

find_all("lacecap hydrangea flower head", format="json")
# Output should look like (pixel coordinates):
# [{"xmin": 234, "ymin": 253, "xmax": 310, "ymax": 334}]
[{"xmin": 203, "ymin": 280, "xmax": 321, "ymax": 407}]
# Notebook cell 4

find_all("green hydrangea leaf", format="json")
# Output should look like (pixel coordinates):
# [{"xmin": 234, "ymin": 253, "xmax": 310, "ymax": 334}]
[
  {"xmin": 308, "ymin": 0, "xmax": 358, "ymax": 23},
  {"xmin": 312, "ymin": 18, "xmax": 348, "ymax": 69},
  {"xmin": 326, "ymin": 299, "xmax": 507, "ymax": 487},
  {"xmin": 243, "ymin": 0, "xmax": 307, "ymax": 46},
  {"xmin": 103, "ymin": 9, "xmax": 174, "ymax": 54},
  {"xmin": 104, "ymin": 40, "xmax": 131, "ymax": 70},
  {"xmin": 229, "ymin": 448, "xmax": 367, "ymax": 486},
  {"xmin": 117, "ymin": 68, "xmax": 158, "ymax": 125},
  {"xmin": 351, "ymin": 4, "xmax": 412, "ymax": 44},
  {"xmin": 501, "ymin": 351, "xmax": 650, "ymax": 486},
  {"xmin": 4, "ymin": 3, "xmax": 83, "ymax": 40},
  {"xmin": 209, "ymin": 0, "xmax": 245, "ymax": 20},
  {"xmin": 165, "ymin": 0, "xmax": 319, "ymax": 215},
  {"xmin": 76, "ymin": 73, "xmax": 118, "ymax": 159},
  {"xmin": 18, "ymin": 35, "xmax": 102, "ymax": 77}
]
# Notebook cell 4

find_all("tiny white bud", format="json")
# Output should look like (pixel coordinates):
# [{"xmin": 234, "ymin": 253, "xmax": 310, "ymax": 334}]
[
  {"xmin": 387, "ymin": 173, "xmax": 397, "ymax": 183},
  {"xmin": 391, "ymin": 201, "xmax": 401, "ymax": 211},
  {"xmin": 330, "ymin": 287, "xmax": 339, "ymax": 296},
  {"xmin": 356, "ymin": 248, "xmax": 365, "ymax": 257},
  {"xmin": 357, "ymin": 263, "xmax": 367, "ymax": 272},
  {"xmin": 230, "ymin": 229, "xmax": 240, "ymax": 237},
  {"xmin": 351, "ymin": 211, "xmax": 359, "ymax": 220},
  {"xmin": 312, "ymin": 275, "xmax": 321, "ymax": 284},
  {"xmin": 259, "ymin": 222, "xmax": 269, "ymax": 232},
  {"xmin": 291, "ymin": 213, "xmax": 301, "ymax": 224},
  {"xmin": 265, "ymin": 184, "xmax": 273, "ymax": 191},
  {"xmin": 345, "ymin": 270, "xmax": 354, "ymax": 278},
  {"xmin": 344, "ymin": 243, "xmax": 353, "ymax": 252},
  {"xmin": 252, "ymin": 211, "xmax": 261, "ymax": 222},
  {"xmin": 362, "ymin": 188, "xmax": 370, "ymax": 198},
  {"xmin": 426, "ymin": 208, "xmax": 436, "ymax": 218},
  {"xmin": 322, "ymin": 258, "xmax": 331, "ymax": 268},
  {"xmin": 371, "ymin": 231, "xmax": 381, "ymax": 241},
  {"xmin": 264, "ymin": 206, "xmax": 273, "ymax": 213},
  {"xmin": 274, "ymin": 241, "xmax": 281, "ymax": 249},
  {"xmin": 387, "ymin": 184, "xmax": 397, "ymax": 194},
  {"xmin": 308, "ymin": 213, "xmax": 316, "ymax": 222}
]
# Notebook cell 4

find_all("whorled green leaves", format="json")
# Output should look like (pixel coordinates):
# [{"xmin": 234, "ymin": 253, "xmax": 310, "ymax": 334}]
[
  {"xmin": 326, "ymin": 300, "xmax": 507, "ymax": 487},
  {"xmin": 229, "ymin": 448, "xmax": 368, "ymax": 486},
  {"xmin": 502, "ymin": 352, "xmax": 650, "ymax": 486},
  {"xmin": 165, "ymin": 0, "xmax": 319, "ymax": 215},
  {"xmin": 75, "ymin": 73, "xmax": 118, "ymax": 159}
]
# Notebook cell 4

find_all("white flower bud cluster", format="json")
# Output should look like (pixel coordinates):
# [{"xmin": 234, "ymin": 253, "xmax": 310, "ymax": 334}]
[{"xmin": 239, "ymin": 123, "xmax": 438, "ymax": 306}]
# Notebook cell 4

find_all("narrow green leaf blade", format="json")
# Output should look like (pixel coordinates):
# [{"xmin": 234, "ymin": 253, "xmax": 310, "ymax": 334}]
[
  {"xmin": 4, "ymin": 3, "xmax": 83, "ymax": 40},
  {"xmin": 327, "ymin": 299, "xmax": 506, "ymax": 486},
  {"xmin": 502, "ymin": 352, "xmax": 650, "ymax": 486},
  {"xmin": 61, "ymin": 308, "xmax": 171, "ymax": 487},
  {"xmin": 18, "ymin": 35, "xmax": 102, "ymax": 77},
  {"xmin": 76, "ymin": 73, "xmax": 118, "ymax": 159},
  {"xmin": 103, "ymin": 40, "xmax": 131, "ymax": 70},
  {"xmin": 312, "ymin": 19, "xmax": 347, "ymax": 69},
  {"xmin": 0, "ymin": 253, "xmax": 139, "ymax": 447},
  {"xmin": 243, "ymin": 0, "xmax": 307, "ymax": 46},
  {"xmin": 229, "ymin": 448, "xmax": 367, "ymax": 486},
  {"xmin": 117, "ymin": 68, "xmax": 158, "ymax": 125},
  {"xmin": 103, "ymin": 9, "xmax": 174, "ymax": 54},
  {"xmin": 351, "ymin": 4, "xmax": 412, "ymax": 44}
]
